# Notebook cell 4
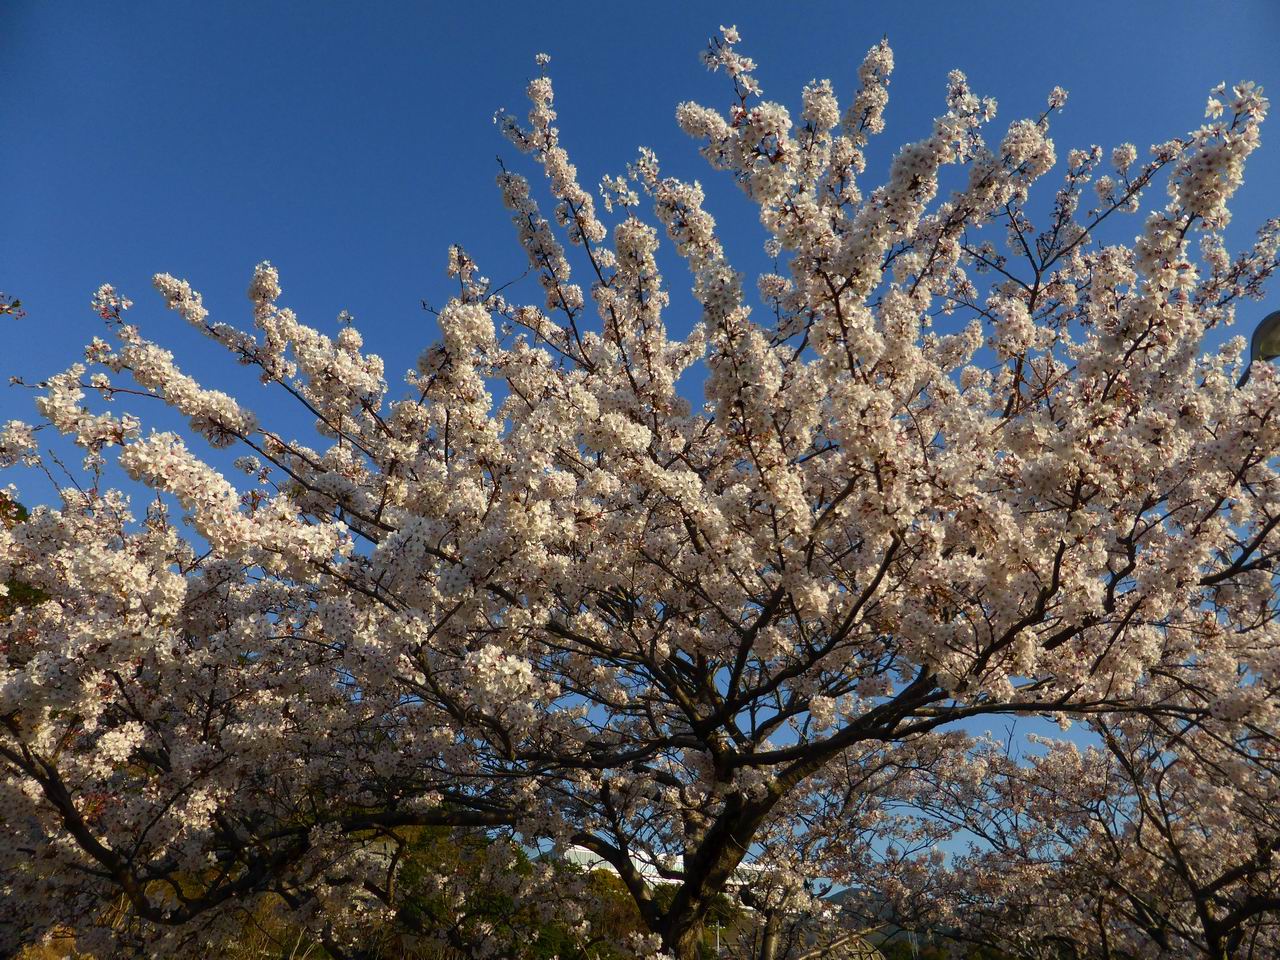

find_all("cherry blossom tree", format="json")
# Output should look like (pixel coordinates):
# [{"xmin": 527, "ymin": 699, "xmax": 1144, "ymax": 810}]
[
  {"xmin": 2, "ymin": 25, "xmax": 1279, "ymax": 960},
  {"xmin": 911, "ymin": 713, "xmax": 1280, "ymax": 960}
]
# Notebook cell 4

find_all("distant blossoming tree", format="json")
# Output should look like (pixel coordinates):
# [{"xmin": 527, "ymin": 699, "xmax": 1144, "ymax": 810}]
[
  {"xmin": 2, "ymin": 25, "xmax": 1279, "ymax": 960},
  {"xmin": 912, "ymin": 714, "xmax": 1280, "ymax": 960}
]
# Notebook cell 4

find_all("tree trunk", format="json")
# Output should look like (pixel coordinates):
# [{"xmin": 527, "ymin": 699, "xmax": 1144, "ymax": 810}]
[
  {"xmin": 755, "ymin": 909, "xmax": 782, "ymax": 960},
  {"xmin": 666, "ymin": 915, "xmax": 707, "ymax": 960}
]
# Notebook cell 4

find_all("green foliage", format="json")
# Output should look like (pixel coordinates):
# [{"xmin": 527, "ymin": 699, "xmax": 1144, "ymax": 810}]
[{"xmin": 20, "ymin": 830, "xmax": 654, "ymax": 959}]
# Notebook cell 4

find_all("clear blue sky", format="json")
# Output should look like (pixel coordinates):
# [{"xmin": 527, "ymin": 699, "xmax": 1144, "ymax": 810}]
[{"xmin": 3, "ymin": 0, "xmax": 1280, "ymax": 492}]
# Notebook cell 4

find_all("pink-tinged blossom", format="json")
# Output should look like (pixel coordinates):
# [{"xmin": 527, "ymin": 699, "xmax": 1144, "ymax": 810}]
[{"xmin": 1, "ymin": 27, "xmax": 1279, "ymax": 960}]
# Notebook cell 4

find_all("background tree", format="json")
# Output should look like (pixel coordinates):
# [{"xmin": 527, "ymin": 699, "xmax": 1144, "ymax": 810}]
[
  {"xmin": 911, "ymin": 717, "xmax": 1280, "ymax": 959},
  {"xmin": 2, "ymin": 25, "xmax": 1279, "ymax": 960}
]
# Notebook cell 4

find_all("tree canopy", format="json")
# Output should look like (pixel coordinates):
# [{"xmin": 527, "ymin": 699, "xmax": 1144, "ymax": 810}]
[{"xmin": 2, "ymin": 26, "xmax": 1279, "ymax": 960}]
